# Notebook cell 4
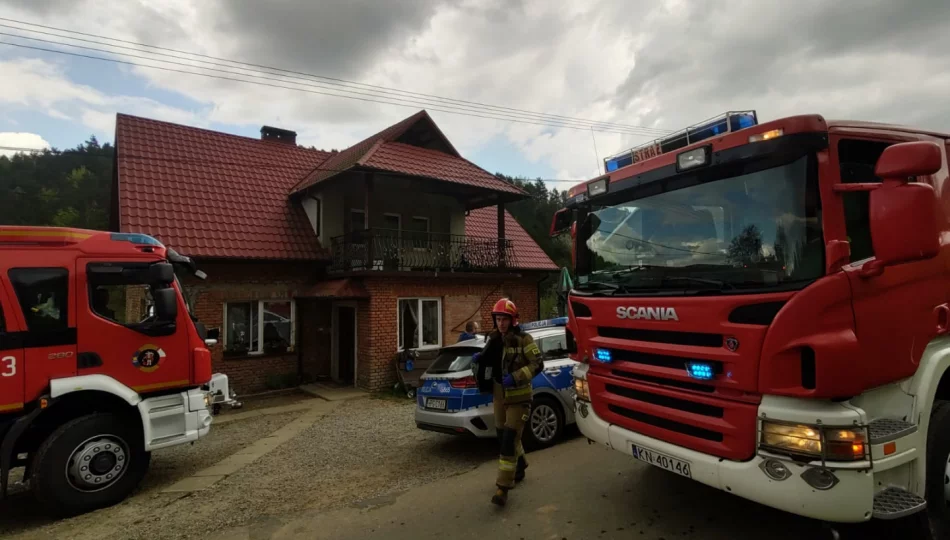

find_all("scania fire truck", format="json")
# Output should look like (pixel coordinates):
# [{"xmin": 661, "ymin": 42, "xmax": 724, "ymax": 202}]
[
  {"xmin": 0, "ymin": 227, "xmax": 234, "ymax": 516},
  {"xmin": 550, "ymin": 111, "xmax": 950, "ymax": 534}
]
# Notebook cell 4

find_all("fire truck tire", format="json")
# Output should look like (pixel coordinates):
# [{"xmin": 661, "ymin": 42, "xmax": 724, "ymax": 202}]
[
  {"xmin": 918, "ymin": 399, "xmax": 950, "ymax": 540},
  {"xmin": 524, "ymin": 395, "xmax": 564, "ymax": 451},
  {"xmin": 30, "ymin": 413, "xmax": 150, "ymax": 517}
]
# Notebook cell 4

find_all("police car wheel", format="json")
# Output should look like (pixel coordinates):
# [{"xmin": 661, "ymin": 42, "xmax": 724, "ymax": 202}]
[{"xmin": 524, "ymin": 396, "xmax": 564, "ymax": 450}]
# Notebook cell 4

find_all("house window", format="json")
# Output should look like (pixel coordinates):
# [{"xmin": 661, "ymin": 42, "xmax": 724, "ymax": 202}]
[
  {"xmin": 398, "ymin": 298, "xmax": 441, "ymax": 350},
  {"xmin": 408, "ymin": 216, "xmax": 430, "ymax": 248},
  {"xmin": 223, "ymin": 300, "xmax": 295, "ymax": 356},
  {"xmin": 8, "ymin": 268, "xmax": 69, "ymax": 333},
  {"xmin": 350, "ymin": 209, "xmax": 366, "ymax": 233}
]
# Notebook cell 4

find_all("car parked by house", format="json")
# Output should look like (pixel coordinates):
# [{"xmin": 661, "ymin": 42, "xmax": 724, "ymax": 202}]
[{"xmin": 414, "ymin": 318, "xmax": 576, "ymax": 449}]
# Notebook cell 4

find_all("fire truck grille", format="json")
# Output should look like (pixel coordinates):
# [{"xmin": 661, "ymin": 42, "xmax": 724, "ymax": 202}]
[
  {"xmin": 607, "ymin": 404, "xmax": 724, "ymax": 442},
  {"xmin": 611, "ymin": 370, "xmax": 715, "ymax": 393},
  {"xmin": 608, "ymin": 348, "xmax": 724, "ymax": 374},
  {"xmin": 605, "ymin": 384, "xmax": 724, "ymax": 418},
  {"xmin": 598, "ymin": 326, "xmax": 723, "ymax": 348}
]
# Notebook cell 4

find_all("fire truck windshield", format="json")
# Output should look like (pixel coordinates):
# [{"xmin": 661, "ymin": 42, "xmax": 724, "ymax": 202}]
[{"xmin": 578, "ymin": 154, "xmax": 823, "ymax": 294}]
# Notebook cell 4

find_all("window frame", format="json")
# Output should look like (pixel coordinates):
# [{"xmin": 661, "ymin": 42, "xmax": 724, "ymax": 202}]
[
  {"xmin": 396, "ymin": 297, "xmax": 442, "ymax": 351},
  {"xmin": 350, "ymin": 208, "xmax": 366, "ymax": 233},
  {"xmin": 409, "ymin": 216, "xmax": 431, "ymax": 250},
  {"xmin": 539, "ymin": 334, "xmax": 568, "ymax": 360},
  {"xmin": 222, "ymin": 299, "xmax": 296, "ymax": 357}
]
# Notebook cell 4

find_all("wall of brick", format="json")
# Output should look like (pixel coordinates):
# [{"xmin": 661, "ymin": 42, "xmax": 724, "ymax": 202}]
[
  {"xmin": 182, "ymin": 260, "xmax": 323, "ymax": 394},
  {"xmin": 359, "ymin": 274, "xmax": 542, "ymax": 391}
]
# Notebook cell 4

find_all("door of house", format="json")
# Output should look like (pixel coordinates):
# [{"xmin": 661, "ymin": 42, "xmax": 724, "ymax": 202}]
[{"xmin": 334, "ymin": 304, "xmax": 356, "ymax": 385}]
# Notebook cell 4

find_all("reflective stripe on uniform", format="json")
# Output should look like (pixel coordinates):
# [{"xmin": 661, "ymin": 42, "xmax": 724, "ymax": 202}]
[
  {"xmin": 524, "ymin": 342, "xmax": 540, "ymax": 356},
  {"xmin": 505, "ymin": 386, "xmax": 532, "ymax": 398},
  {"xmin": 499, "ymin": 459, "xmax": 517, "ymax": 471}
]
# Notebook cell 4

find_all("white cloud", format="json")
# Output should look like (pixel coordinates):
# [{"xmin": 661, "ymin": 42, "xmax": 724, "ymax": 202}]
[
  {"xmin": 0, "ymin": 132, "xmax": 50, "ymax": 156},
  {"xmin": 1, "ymin": 0, "xmax": 949, "ymax": 190}
]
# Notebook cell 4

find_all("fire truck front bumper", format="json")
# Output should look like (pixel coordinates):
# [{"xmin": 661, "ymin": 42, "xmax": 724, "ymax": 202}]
[{"xmin": 573, "ymin": 398, "xmax": 875, "ymax": 523}]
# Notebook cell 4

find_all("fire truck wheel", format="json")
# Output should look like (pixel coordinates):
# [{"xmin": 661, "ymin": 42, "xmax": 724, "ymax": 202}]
[
  {"xmin": 918, "ymin": 399, "xmax": 950, "ymax": 539},
  {"xmin": 524, "ymin": 395, "xmax": 564, "ymax": 451},
  {"xmin": 31, "ymin": 413, "xmax": 150, "ymax": 517}
]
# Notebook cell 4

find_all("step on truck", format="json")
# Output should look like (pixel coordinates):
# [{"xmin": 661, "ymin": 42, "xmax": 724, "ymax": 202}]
[
  {"xmin": 0, "ymin": 227, "xmax": 235, "ymax": 516},
  {"xmin": 550, "ymin": 111, "xmax": 950, "ymax": 535}
]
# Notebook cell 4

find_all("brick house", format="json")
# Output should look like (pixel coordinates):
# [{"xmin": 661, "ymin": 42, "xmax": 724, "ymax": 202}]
[{"xmin": 110, "ymin": 111, "xmax": 557, "ymax": 394}]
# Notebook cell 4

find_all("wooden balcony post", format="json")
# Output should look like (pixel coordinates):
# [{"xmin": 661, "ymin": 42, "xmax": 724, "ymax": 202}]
[
  {"xmin": 497, "ymin": 199, "xmax": 506, "ymax": 269},
  {"xmin": 365, "ymin": 173, "xmax": 374, "ymax": 269}
]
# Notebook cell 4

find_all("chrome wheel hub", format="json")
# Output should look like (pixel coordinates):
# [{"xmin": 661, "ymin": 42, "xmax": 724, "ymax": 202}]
[
  {"xmin": 530, "ymin": 404, "xmax": 559, "ymax": 443},
  {"xmin": 66, "ymin": 436, "xmax": 128, "ymax": 492}
]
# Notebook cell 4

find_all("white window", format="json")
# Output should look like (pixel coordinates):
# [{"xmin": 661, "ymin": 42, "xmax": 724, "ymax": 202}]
[
  {"xmin": 223, "ymin": 300, "xmax": 295, "ymax": 355},
  {"xmin": 398, "ymin": 298, "xmax": 441, "ymax": 350}
]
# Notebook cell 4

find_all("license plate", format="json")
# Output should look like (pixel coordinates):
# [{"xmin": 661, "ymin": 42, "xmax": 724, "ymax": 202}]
[
  {"xmin": 632, "ymin": 444, "xmax": 692, "ymax": 479},
  {"xmin": 426, "ymin": 398, "xmax": 447, "ymax": 410}
]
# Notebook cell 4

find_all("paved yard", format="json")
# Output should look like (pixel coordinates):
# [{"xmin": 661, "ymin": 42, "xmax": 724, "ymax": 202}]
[{"xmin": 1, "ymin": 397, "xmax": 496, "ymax": 540}]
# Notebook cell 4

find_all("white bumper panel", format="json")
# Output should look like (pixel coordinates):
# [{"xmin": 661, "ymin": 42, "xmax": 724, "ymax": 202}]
[
  {"xmin": 575, "ymin": 401, "xmax": 874, "ymax": 523},
  {"xmin": 414, "ymin": 405, "xmax": 495, "ymax": 437},
  {"xmin": 139, "ymin": 387, "xmax": 213, "ymax": 452}
]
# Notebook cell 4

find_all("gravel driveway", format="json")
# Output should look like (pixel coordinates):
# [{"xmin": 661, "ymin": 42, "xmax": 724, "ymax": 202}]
[{"xmin": 2, "ymin": 397, "xmax": 497, "ymax": 540}]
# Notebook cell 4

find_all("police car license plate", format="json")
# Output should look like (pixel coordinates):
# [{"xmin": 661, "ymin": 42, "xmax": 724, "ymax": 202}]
[
  {"xmin": 632, "ymin": 444, "xmax": 692, "ymax": 479},
  {"xmin": 426, "ymin": 398, "xmax": 447, "ymax": 410}
]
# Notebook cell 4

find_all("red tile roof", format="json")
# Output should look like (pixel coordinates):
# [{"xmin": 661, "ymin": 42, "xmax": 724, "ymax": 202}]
[
  {"xmin": 116, "ymin": 114, "xmax": 331, "ymax": 260},
  {"xmin": 301, "ymin": 278, "xmax": 369, "ymax": 299},
  {"xmin": 466, "ymin": 207, "xmax": 557, "ymax": 271},
  {"xmin": 291, "ymin": 111, "xmax": 523, "ymax": 197},
  {"xmin": 115, "ymin": 112, "xmax": 553, "ymax": 271}
]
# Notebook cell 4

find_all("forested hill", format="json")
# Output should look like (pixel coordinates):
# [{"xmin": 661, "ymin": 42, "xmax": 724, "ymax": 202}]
[
  {"xmin": 0, "ymin": 137, "xmax": 113, "ymax": 230},
  {"xmin": 0, "ymin": 140, "xmax": 572, "ymax": 273}
]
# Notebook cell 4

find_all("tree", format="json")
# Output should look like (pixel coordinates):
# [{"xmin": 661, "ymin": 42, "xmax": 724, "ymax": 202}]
[{"xmin": 727, "ymin": 224, "xmax": 763, "ymax": 266}]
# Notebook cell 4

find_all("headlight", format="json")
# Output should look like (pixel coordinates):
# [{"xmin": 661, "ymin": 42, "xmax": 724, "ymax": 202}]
[
  {"xmin": 759, "ymin": 421, "xmax": 868, "ymax": 461},
  {"xmin": 203, "ymin": 392, "xmax": 213, "ymax": 409},
  {"xmin": 574, "ymin": 378, "xmax": 590, "ymax": 401}
]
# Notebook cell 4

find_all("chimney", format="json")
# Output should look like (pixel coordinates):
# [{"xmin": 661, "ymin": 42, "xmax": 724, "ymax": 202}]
[{"xmin": 260, "ymin": 125, "xmax": 297, "ymax": 145}]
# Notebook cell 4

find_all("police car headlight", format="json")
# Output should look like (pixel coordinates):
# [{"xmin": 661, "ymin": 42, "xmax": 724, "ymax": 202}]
[{"xmin": 204, "ymin": 392, "xmax": 213, "ymax": 409}]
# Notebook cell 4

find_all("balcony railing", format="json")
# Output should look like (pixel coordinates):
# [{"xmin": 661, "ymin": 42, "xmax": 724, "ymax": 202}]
[{"xmin": 329, "ymin": 229, "xmax": 515, "ymax": 273}]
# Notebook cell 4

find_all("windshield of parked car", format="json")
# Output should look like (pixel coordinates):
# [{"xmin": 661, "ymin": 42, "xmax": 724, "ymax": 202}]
[
  {"xmin": 577, "ymin": 154, "xmax": 823, "ymax": 294},
  {"xmin": 427, "ymin": 346, "xmax": 481, "ymax": 374}
]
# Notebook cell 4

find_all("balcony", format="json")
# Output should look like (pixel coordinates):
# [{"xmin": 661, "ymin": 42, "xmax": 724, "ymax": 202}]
[{"xmin": 329, "ymin": 229, "xmax": 515, "ymax": 273}]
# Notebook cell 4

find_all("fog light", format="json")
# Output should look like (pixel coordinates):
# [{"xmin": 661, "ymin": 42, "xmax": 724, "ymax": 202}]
[
  {"xmin": 801, "ymin": 467, "xmax": 839, "ymax": 490},
  {"xmin": 759, "ymin": 458, "xmax": 792, "ymax": 481},
  {"xmin": 579, "ymin": 402, "xmax": 589, "ymax": 418}
]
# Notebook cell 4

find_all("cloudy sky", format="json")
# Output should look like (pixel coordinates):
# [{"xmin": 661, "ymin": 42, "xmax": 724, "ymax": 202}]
[{"xmin": 1, "ymin": 0, "xmax": 948, "ymax": 185}]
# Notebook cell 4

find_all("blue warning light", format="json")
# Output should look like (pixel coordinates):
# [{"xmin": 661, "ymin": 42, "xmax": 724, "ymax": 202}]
[
  {"xmin": 686, "ymin": 361, "xmax": 715, "ymax": 380},
  {"xmin": 594, "ymin": 348, "xmax": 613, "ymax": 363}
]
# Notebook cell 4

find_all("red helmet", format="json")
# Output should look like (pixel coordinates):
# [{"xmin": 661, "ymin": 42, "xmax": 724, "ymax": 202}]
[{"xmin": 491, "ymin": 298, "xmax": 519, "ymax": 325}]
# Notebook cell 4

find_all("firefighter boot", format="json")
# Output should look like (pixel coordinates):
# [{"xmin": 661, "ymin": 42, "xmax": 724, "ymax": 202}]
[
  {"xmin": 515, "ymin": 455, "xmax": 528, "ymax": 483},
  {"xmin": 491, "ymin": 486, "xmax": 509, "ymax": 506}
]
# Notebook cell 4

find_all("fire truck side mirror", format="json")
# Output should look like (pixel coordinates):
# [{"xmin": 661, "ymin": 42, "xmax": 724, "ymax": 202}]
[
  {"xmin": 864, "ymin": 142, "xmax": 943, "ymax": 278},
  {"xmin": 550, "ymin": 208, "xmax": 572, "ymax": 237},
  {"xmin": 153, "ymin": 287, "xmax": 179, "ymax": 322},
  {"xmin": 149, "ymin": 262, "xmax": 175, "ymax": 284}
]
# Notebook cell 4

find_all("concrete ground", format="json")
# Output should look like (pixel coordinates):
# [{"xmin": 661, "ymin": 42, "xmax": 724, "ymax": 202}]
[{"xmin": 206, "ymin": 437, "xmax": 836, "ymax": 540}]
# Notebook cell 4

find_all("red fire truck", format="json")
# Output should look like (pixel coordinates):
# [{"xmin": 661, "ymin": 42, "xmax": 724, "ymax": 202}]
[
  {"xmin": 0, "ymin": 227, "xmax": 234, "ymax": 516},
  {"xmin": 551, "ymin": 111, "xmax": 950, "ymax": 534}
]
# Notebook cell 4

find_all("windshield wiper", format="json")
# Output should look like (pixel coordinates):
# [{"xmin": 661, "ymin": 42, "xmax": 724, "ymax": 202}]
[
  {"xmin": 661, "ymin": 275, "xmax": 735, "ymax": 291},
  {"xmin": 577, "ymin": 280, "xmax": 630, "ymax": 295}
]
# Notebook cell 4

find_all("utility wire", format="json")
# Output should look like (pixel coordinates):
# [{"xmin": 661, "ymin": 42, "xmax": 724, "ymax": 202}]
[
  {"xmin": 1, "ymin": 38, "xmax": 658, "ymax": 139},
  {"xmin": 0, "ymin": 35, "xmax": 657, "ymax": 139},
  {"xmin": 0, "ymin": 17, "xmax": 671, "ymax": 136},
  {"xmin": 0, "ymin": 145, "xmax": 587, "ymax": 185}
]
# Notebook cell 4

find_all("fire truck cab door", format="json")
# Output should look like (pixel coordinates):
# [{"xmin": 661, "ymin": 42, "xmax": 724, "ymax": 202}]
[
  {"xmin": 77, "ymin": 259, "xmax": 191, "ymax": 393},
  {"xmin": 0, "ymin": 283, "xmax": 25, "ymax": 414}
]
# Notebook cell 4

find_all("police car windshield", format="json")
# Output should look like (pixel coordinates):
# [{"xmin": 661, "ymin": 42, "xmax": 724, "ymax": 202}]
[{"xmin": 427, "ymin": 347, "xmax": 480, "ymax": 374}]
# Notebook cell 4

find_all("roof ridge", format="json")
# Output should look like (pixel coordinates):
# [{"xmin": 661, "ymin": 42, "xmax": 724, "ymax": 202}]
[
  {"xmin": 356, "ymin": 139, "xmax": 385, "ymax": 166},
  {"xmin": 115, "ymin": 113, "xmax": 330, "ymax": 155}
]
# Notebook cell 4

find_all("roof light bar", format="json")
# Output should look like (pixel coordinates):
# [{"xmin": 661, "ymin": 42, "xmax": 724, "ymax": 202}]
[{"xmin": 604, "ymin": 110, "xmax": 758, "ymax": 172}]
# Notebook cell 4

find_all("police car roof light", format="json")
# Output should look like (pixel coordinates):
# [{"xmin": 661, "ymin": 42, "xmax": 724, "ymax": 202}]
[{"xmin": 519, "ymin": 317, "xmax": 569, "ymax": 331}]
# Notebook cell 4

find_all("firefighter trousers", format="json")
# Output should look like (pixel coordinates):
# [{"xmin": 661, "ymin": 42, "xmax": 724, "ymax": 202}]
[{"xmin": 493, "ymin": 381, "xmax": 530, "ymax": 489}]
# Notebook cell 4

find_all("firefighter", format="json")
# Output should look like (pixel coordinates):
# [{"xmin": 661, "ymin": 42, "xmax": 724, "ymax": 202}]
[{"xmin": 477, "ymin": 298, "xmax": 542, "ymax": 507}]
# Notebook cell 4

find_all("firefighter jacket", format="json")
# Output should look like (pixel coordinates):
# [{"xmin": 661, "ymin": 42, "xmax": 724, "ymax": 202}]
[{"xmin": 478, "ymin": 327, "xmax": 542, "ymax": 404}]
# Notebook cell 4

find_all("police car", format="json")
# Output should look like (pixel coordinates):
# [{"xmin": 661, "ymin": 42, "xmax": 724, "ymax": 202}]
[{"xmin": 414, "ymin": 317, "xmax": 577, "ymax": 449}]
